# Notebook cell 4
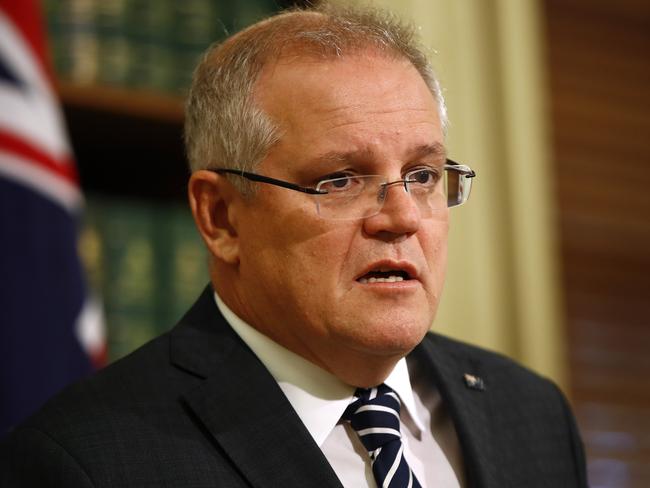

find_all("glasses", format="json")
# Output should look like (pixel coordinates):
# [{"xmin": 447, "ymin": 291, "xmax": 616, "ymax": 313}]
[{"xmin": 212, "ymin": 159, "xmax": 476, "ymax": 220}]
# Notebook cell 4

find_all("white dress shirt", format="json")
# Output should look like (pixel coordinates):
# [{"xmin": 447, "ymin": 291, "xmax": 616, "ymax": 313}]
[{"xmin": 214, "ymin": 292, "xmax": 465, "ymax": 487}]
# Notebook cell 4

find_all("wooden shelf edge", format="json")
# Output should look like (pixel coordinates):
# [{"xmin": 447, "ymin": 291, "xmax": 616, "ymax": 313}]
[{"xmin": 56, "ymin": 81, "xmax": 185, "ymax": 123}]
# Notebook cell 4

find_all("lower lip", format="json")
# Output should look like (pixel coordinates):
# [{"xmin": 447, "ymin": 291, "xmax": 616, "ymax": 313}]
[{"xmin": 354, "ymin": 279, "xmax": 420, "ymax": 291}]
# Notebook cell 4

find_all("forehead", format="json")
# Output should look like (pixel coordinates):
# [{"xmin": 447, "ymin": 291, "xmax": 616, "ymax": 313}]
[{"xmin": 254, "ymin": 53, "xmax": 443, "ymax": 174}]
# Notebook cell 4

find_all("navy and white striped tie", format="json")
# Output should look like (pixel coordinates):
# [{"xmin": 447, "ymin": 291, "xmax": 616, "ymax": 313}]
[{"xmin": 343, "ymin": 384, "xmax": 423, "ymax": 488}]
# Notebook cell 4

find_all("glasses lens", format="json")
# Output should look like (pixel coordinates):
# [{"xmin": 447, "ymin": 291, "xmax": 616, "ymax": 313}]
[
  {"xmin": 314, "ymin": 166, "xmax": 474, "ymax": 220},
  {"xmin": 405, "ymin": 169, "xmax": 446, "ymax": 217},
  {"xmin": 316, "ymin": 175, "xmax": 386, "ymax": 220},
  {"xmin": 445, "ymin": 166, "xmax": 473, "ymax": 208}
]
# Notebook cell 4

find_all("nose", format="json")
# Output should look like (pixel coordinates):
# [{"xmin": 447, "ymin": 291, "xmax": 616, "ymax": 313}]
[{"xmin": 362, "ymin": 182, "xmax": 421, "ymax": 239}]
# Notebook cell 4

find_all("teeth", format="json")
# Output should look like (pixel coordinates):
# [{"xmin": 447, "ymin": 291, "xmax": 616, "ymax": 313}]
[{"xmin": 358, "ymin": 275, "xmax": 404, "ymax": 284}]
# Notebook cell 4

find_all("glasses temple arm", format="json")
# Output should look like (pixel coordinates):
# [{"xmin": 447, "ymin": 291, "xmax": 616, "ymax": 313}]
[
  {"xmin": 211, "ymin": 169, "xmax": 325, "ymax": 195},
  {"xmin": 445, "ymin": 159, "xmax": 476, "ymax": 178}
]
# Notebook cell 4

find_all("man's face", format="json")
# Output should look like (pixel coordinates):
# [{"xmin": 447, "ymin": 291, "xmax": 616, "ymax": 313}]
[{"xmin": 229, "ymin": 52, "xmax": 448, "ymax": 378}]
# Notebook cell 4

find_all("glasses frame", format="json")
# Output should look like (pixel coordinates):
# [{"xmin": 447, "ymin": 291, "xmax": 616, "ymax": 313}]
[{"xmin": 211, "ymin": 159, "xmax": 476, "ymax": 198}]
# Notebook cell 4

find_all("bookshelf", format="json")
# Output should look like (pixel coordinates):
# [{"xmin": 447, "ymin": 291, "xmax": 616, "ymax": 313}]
[
  {"xmin": 58, "ymin": 81, "xmax": 198, "ymax": 360},
  {"xmin": 49, "ymin": 0, "xmax": 319, "ymax": 361},
  {"xmin": 57, "ymin": 81, "xmax": 184, "ymax": 123},
  {"xmin": 59, "ymin": 81, "xmax": 187, "ymax": 201}
]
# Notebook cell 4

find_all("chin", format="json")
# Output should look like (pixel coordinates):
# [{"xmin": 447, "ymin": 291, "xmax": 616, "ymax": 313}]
[{"xmin": 349, "ymin": 317, "xmax": 430, "ymax": 357}]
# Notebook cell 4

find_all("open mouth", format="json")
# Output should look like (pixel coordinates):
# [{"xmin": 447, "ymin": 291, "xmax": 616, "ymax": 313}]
[{"xmin": 357, "ymin": 268, "xmax": 412, "ymax": 284}]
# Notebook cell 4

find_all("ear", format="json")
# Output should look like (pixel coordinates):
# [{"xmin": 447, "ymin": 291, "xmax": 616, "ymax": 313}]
[{"xmin": 188, "ymin": 170, "xmax": 240, "ymax": 265}]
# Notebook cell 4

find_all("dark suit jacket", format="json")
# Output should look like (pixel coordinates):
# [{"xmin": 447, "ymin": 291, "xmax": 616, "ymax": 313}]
[{"xmin": 1, "ymin": 286, "xmax": 587, "ymax": 487}]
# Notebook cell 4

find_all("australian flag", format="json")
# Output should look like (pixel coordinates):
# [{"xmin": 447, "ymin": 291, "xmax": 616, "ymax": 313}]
[{"xmin": 0, "ymin": 0, "xmax": 105, "ymax": 437}]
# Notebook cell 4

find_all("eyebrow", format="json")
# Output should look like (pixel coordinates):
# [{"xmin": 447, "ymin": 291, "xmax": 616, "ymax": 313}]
[
  {"xmin": 410, "ymin": 142, "xmax": 447, "ymax": 161},
  {"xmin": 308, "ymin": 142, "xmax": 447, "ymax": 168}
]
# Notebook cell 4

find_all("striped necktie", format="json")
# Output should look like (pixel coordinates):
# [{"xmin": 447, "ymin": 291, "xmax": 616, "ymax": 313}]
[{"xmin": 342, "ymin": 384, "xmax": 423, "ymax": 488}]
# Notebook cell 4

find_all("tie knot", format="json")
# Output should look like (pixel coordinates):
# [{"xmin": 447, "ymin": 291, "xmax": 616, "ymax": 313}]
[
  {"xmin": 343, "ymin": 384, "xmax": 402, "ymax": 453},
  {"xmin": 342, "ymin": 384, "xmax": 423, "ymax": 488}
]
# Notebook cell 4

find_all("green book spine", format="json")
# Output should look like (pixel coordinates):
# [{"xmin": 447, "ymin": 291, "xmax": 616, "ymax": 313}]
[
  {"xmin": 166, "ymin": 205, "xmax": 209, "ymax": 324},
  {"xmin": 52, "ymin": 0, "xmax": 98, "ymax": 84},
  {"xmin": 82, "ymin": 198, "xmax": 208, "ymax": 362},
  {"xmin": 85, "ymin": 197, "xmax": 157, "ymax": 361},
  {"xmin": 96, "ymin": 0, "xmax": 130, "ymax": 86},
  {"xmin": 124, "ymin": 0, "xmax": 175, "ymax": 92},
  {"xmin": 170, "ymin": 0, "xmax": 219, "ymax": 95}
]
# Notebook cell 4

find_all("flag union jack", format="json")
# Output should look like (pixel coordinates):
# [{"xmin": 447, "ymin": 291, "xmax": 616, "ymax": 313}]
[
  {"xmin": 0, "ymin": 0, "xmax": 80, "ymax": 209},
  {"xmin": 0, "ymin": 0, "xmax": 105, "ymax": 436}
]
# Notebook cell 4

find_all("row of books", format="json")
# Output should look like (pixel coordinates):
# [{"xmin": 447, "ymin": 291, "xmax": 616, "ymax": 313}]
[
  {"xmin": 44, "ymin": 0, "xmax": 279, "ymax": 94},
  {"xmin": 80, "ymin": 196, "xmax": 209, "ymax": 361}
]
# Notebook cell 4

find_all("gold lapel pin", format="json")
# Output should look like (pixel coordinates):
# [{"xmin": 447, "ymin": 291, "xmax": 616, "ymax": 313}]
[{"xmin": 463, "ymin": 373, "xmax": 486, "ymax": 391}]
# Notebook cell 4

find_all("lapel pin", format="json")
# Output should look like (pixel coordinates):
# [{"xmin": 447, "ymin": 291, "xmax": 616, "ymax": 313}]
[{"xmin": 463, "ymin": 373, "xmax": 486, "ymax": 391}]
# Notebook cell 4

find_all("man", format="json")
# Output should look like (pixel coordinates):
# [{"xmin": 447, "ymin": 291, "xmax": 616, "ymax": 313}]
[{"xmin": 1, "ymin": 4, "xmax": 587, "ymax": 487}]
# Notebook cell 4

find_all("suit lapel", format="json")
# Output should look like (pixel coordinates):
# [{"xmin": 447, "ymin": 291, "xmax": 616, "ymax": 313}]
[
  {"xmin": 169, "ymin": 288, "xmax": 512, "ymax": 487},
  {"xmin": 170, "ymin": 287, "xmax": 342, "ymax": 488},
  {"xmin": 414, "ymin": 335, "xmax": 507, "ymax": 488}
]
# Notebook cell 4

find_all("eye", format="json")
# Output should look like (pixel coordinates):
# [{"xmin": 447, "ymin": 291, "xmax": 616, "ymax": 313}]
[
  {"xmin": 407, "ymin": 168, "xmax": 440, "ymax": 187},
  {"xmin": 331, "ymin": 177, "xmax": 351, "ymax": 189},
  {"xmin": 317, "ymin": 173, "xmax": 360, "ymax": 193}
]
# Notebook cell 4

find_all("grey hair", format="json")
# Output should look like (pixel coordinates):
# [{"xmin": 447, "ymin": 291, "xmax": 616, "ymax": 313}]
[{"xmin": 184, "ymin": 3, "xmax": 448, "ymax": 195}]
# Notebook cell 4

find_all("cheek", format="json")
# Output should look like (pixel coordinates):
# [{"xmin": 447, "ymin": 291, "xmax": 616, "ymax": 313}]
[
  {"xmin": 422, "ymin": 220, "xmax": 449, "ymax": 286},
  {"xmin": 289, "ymin": 228, "xmax": 356, "ymax": 288},
  {"xmin": 241, "ymin": 208, "xmax": 352, "ymax": 292}
]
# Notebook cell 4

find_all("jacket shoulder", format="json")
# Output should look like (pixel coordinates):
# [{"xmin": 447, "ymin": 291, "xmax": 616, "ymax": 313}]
[
  {"xmin": 16, "ymin": 285, "xmax": 219, "ymax": 437},
  {"xmin": 422, "ymin": 331, "xmax": 556, "ymax": 388},
  {"xmin": 418, "ymin": 333, "xmax": 588, "ymax": 487}
]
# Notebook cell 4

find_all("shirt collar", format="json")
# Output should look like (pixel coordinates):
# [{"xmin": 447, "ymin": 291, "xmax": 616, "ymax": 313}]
[
  {"xmin": 214, "ymin": 292, "xmax": 426, "ymax": 445},
  {"xmin": 384, "ymin": 358, "xmax": 427, "ymax": 433}
]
